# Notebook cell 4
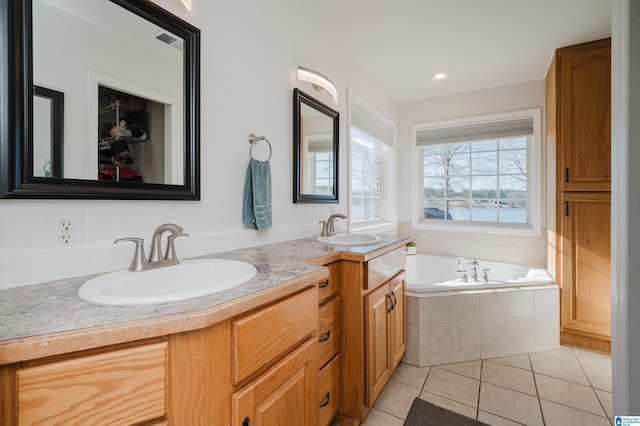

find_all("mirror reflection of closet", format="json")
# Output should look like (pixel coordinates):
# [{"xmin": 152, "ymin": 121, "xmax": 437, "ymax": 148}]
[{"xmin": 293, "ymin": 89, "xmax": 339, "ymax": 203}]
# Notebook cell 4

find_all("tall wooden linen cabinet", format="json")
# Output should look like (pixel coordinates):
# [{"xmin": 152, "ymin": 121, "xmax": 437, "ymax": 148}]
[{"xmin": 546, "ymin": 38, "xmax": 612, "ymax": 353}]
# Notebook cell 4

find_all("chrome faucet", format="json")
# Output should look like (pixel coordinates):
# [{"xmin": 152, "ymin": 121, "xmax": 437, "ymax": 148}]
[
  {"xmin": 326, "ymin": 213, "xmax": 347, "ymax": 235},
  {"xmin": 149, "ymin": 223, "xmax": 185, "ymax": 262},
  {"xmin": 318, "ymin": 213, "xmax": 347, "ymax": 237},
  {"xmin": 116, "ymin": 223, "xmax": 189, "ymax": 272},
  {"xmin": 456, "ymin": 257, "xmax": 481, "ymax": 282}
]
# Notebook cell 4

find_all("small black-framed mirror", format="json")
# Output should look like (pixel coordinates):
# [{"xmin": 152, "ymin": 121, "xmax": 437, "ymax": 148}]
[
  {"xmin": 0, "ymin": 0, "xmax": 200, "ymax": 200},
  {"xmin": 293, "ymin": 88, "xmax": 339, "ymax": 203}
]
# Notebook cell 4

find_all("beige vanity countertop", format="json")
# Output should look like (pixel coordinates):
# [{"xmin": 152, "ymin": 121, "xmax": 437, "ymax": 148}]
[{"xmin": 0, "ymin": 235, "xmax": 409, "ymax": 364}]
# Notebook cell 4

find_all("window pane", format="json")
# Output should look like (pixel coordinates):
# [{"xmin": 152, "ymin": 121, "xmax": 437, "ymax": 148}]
[
  {"xmin": 499, "ymin": 149, "xmax": 527, "ymax": 174},
  {"xmin": 471, "ymin": 202, "xmax": 498, "ymax": 222},
  {"xmin": 447, "ymin": 176, "xmax": 470, "ymax": 198},
  {"xmin": 471, "ymin": 151, "xmax": 497, "ymax": 175},
  {"xmin": 448, "ymin": 154, "xmax": 470, "ymax": 176},
  {"xmin": 448, "ymin": 143, "xmax": 470, "ymax": 154},
  {"xmin": 424, "ymin": 155, "xmax": 445, "ymax": 177},
  {"xmin": 424, "ymin": 177, "xmax": 445, "ymax": 198},
  {"xmin": 499, "ymin": 137, "xmax": 527, "ymax": 150},
  {"xmin": 499, "ymin": 201, "xmax": 526, "ymax": 223},
  {"xmin": 471, "ymin": 175, "xmax": 497, "ymax": 198},
  {"xmin": 424, "ymin": 145, "xmax": 445, "ymax": 156},
  {"xmin": 472, "ymin": 140, "xmax": 497, "ymax": 151},
  {"xmin": 500, "ymin": 175, "xmax": 527, "ymax": 192},
  {"xmin": 423, "ymin": 200, "xmax": 448, "ymax": 220},
  {"xmin": 447, "ymin": 200, "xmax": 470, "ymax": 221}
]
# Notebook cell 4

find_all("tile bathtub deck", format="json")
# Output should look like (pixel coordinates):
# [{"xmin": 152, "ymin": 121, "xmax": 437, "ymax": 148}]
[{"xmin": 361, "ymin": 345, "xmax": 612, "ymax": 426}]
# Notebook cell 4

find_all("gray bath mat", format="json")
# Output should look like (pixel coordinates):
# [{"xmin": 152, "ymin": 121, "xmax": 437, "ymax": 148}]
[{"xmin": 403, "ymin": 398, "xmax": 490, "ymax": 426}]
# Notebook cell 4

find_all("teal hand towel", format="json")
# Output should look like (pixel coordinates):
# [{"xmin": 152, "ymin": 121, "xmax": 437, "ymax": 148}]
[{"xmin": 242, "ymin": 158, "xmax": 272, "ymax": 230}]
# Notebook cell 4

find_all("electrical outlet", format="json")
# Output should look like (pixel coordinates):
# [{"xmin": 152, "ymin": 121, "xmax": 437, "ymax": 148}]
[
  {"xmin": 58, "ymin": 220, "xmax": 73, "ymax": 231},
  {"xmin": 47, "ymin": 212, "xmax": 84, "ymax": 246}
]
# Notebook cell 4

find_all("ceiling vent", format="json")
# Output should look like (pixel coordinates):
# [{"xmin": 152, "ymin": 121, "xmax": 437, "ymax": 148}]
[{"xmin": 154, "ymin": 31, "xmax": 184, "ymax": 52}]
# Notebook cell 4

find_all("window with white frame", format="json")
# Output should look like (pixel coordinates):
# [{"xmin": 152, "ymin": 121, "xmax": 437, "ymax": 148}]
[
  {"xmin": 349, "ymin": 93, "xmax": 395, "ymax": 230},
  {"xmin": 414, "ymin": 110, "xmax": 541, "ymax": 232},
  {"xmin": 351, "ymin": 128, "xmax": 383, "ymax": 224}
]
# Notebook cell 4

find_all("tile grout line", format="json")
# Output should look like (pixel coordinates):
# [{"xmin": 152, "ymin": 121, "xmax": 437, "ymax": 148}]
[
  {"xmin": 529, "ymin": 352, "xmax": 548, "ymax": 425},
  {"xmin": 476, "ymin": 359, "xmax": 483, "ymax": 421},
  {"xmin": 570, "ymin": 346, "xmax": 613, "ymax": 423}
]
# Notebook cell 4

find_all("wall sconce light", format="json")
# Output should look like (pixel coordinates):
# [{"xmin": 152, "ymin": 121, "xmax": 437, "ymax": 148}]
[
  {"xmin": 179, "ymin": 0, "xmax": 192, "ymax": 10},
  {"xmin": 297, "ymin": 66, "xmax": 338, "ymax": 102}
]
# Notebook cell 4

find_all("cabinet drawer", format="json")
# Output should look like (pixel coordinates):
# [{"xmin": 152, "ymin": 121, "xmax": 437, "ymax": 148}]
[
  {"xmin": 16, "ymin": 342, "xmax": 167, "ymax": 426},
  {"xmin": 319, "ymin": 261, "xmax": 340, "ymax": 303},
  {"xmin": 318, "ymin": 297, "xmax": 341, "ymax": 368},
  {"xmin": 319, "ymin": 354, "xmax": 341, "ymax": 426},
  {"xmin": 232, "ymin": 287, "xmax": 318, "ymax": 384},
  {"xmin": 366, "ymin": 247, "xmax": 406, "ymax": 290}
]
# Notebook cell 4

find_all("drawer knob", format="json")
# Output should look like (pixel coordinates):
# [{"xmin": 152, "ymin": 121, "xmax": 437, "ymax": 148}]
[
  {"xmin": 319, "ymin": 279, "xmax": 330, "ymax": 288},
  {"xmin": 243, "ymin": 417, "xmax": 250, "ymax": 426},
  {"xmin": 320, "ymin": 392, "xmax": 331, "ymax": 408},
  {"xmin": 319, "ymin": 330, "xmax": 331, "ymax": 343}
]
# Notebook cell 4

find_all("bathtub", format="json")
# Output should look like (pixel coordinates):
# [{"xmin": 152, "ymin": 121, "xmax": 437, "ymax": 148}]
[
  {"xmin": 403, "ymin": 254, "xmax": 559, "ymax": 367},
  {"xmin": 406, "ymin": 254, "xmax": 554, "ymax": 295}
]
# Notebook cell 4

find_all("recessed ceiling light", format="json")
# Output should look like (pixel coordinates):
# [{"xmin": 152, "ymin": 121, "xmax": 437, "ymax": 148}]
[{"xmin": 432, "ymin": 73, "xmax": 448, "ymax": 81}]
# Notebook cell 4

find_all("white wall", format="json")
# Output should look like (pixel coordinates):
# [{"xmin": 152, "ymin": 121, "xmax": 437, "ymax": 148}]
[
  {"xmin": 0, "ymin": 0, "xmax": 398, "ymax": 288},
  {"xmin": 396, "ymin": 80, "xmax": 547, "ymax": 266},
  {"xmin": 611, "ymin": 0, "xmax": 639, "ymax": 414}
]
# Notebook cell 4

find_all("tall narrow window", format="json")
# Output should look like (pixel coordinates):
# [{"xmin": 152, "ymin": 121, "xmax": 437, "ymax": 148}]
[
  {"xmin": 349, "ymin": 92, "xmax": 395, "ymax": 230},
  {"xmin": 414, "ymin": 110, "xmax": 541, "ymax": 233},
  {"xmin": 351, "ymin": 128, "xmax": 383, "ymax": 224}
]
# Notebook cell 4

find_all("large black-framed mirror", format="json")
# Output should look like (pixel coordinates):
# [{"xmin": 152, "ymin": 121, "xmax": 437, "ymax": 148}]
[
  {"xmin": 293, "ymin": 88, "xmax": 339, "ymax": 203},
  {"xmin": 0, "ymin": 0, "xmax": 200, "ymax": 199}
]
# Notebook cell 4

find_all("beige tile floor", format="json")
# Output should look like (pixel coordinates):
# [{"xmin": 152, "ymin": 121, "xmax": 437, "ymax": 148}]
[{"xmin": 362, "ymin": 345, "xmax": 612, "ymax": 426}]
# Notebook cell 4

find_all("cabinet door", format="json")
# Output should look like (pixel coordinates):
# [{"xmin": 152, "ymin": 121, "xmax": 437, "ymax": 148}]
[
  {"xmin": 561, "ymin": 192, "xmax": 611, "ymax": 343},
  {"xmin": 364, "ymin": 284, "xmax": 391, "ymax": 406},
  {"xmin": 389, "ymin": 273, "xmax": 406, "ymax": 369},
  {"xmin": 231, "ymin": 338, "xmax": 318, "ymax": 426},
  {"xmin": 559, "ymin": 39, "xmax": 611, "ymax": 191}
]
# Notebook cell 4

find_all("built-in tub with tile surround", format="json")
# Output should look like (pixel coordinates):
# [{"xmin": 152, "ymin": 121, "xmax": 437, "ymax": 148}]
[{"xmin": 403, "ymin": 254, "xmax": 559, "ymax": 367}]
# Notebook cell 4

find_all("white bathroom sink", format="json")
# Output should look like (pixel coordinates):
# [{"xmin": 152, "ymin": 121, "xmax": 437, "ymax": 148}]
[
  {"xmin": 78, "ymin": 259, "xmax": 257, "ymax": 306},
  {"xmin": 316, "ymin": 233, "xmax": 382, "ymax": 246}
]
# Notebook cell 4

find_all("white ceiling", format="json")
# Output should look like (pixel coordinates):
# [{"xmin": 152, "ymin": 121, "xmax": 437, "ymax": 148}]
[{"xmin": 296, "ymin": 0, "xmax": 612, "ymax": 103}]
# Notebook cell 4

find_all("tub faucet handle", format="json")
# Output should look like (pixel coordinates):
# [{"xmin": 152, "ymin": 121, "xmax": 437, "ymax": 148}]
[
  {"xmin": 456, "ymin": 269, "xmax": 468, "ymax": 282},
  {"xmin": 482, "ymin": 268, "xmax": 490, "ymax": 282}
]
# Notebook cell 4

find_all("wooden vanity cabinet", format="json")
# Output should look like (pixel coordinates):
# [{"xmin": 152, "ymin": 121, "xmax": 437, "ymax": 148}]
[
  {"xmin": 364, "ymin": 273, "xmax": 406, "ymax": 406},
  {"xmin": 337, "ymin": 246, "xmax": 407, "ymax": 425},
  {"xmin": 14, "ymin": 341, "xmax": 168, "ymax": 426},
  {"xmin": 317, "ymin": 261, "xmax": 342, "ymax": 426},
  {"xmin": 547, "ymin": 37, "xmax": 612, "ymax": 352},
  {"xmin": 0, "ymin": 285, "xmax": 320, "ymax": 426}
]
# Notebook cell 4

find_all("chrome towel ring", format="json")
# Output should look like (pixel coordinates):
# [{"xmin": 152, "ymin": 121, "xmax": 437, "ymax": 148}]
[{"xmin": 248, "ymin": 133, "xmax": 272, "ymax": 161}]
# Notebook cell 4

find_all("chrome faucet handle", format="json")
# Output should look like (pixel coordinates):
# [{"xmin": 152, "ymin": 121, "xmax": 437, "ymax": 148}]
[
  {"xmin": 115, "ymin": 237, "xmax": 147, "ymax": 272},
  {"xmin": 319, "ymin": 220, "xmax": 328, "ymax": 237},
  {"xmin": 482, "ymin": 268, "xmax": 490, "ymax": 282},
  {"xmin": 456, "ymin": 269, "xmax": 468, "ymax": 282},
  {"xmin": 164, "ymin": 233, "xmax": 189, "ymax": 260}
]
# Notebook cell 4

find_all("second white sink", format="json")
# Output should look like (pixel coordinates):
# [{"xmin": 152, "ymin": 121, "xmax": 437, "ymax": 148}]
[
  {"xmin": 78, "ymin": 259, "xmax": 257, "ymax": 306},
  {"xmin": 316, "ymin": 233, "xmax": 382, "ymax": 246}
]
